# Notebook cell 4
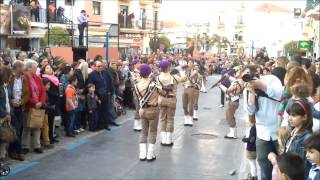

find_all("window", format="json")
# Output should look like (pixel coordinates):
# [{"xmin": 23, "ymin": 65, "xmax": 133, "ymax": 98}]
[
  {"xmin": 65, "ymin": 0, "xmax": 74, "ymax": 6},
  {"xmin": 153, "ymin": 11, "xmax": 158, "ymax": 30},
  {"xmin": 93, "ymin": 1, "xmax": 101, "ymax": 15},
  {"xmin": 140, "ymin": 8, "xmax": 146, "ymax": 20}
]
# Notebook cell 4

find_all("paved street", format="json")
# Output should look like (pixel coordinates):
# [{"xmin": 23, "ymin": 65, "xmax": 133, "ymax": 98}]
[{"xmin": 5, "ymin": 76, "xmax": 248, "ymax": 180}]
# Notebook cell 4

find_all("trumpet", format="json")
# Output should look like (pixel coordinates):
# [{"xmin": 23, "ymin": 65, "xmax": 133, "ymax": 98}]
[{"xmin": 139, "ymin": 81, "xmax": 158, "ymax": 108}]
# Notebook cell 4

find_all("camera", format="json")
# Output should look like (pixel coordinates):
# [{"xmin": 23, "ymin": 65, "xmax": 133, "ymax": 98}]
[{"xmin": 242, "ymin": 73, "xmax": 257, "ymax": 82}]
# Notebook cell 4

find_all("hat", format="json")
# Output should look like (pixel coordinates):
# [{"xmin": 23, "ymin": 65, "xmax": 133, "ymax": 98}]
[
  {"xmin": 131, "ymin": 59, "xmax": 140, "ymax": 66},
  {"xmin": 159, "ymin": 60, "xmax": 171, "ymax": 69},
  {"xmin": 140, "ymin": 64, "xmax": 151, "ymax": 77}
]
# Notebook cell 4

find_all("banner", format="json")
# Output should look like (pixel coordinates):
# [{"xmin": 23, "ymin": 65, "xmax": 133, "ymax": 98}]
[
  {"xmin": 0, "ymin": 4, "xmax": 10, "ymax": 35},
  {"xmin": 11, "ymin": 6, "xmax": 31, "ymax": 35}
]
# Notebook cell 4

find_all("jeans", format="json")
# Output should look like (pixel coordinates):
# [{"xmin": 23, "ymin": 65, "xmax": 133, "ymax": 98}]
[
  {"xmin": 256, "ymin": 138, "xmax": 278, "ymax": 180},
  {"xmin": 8, "ymin": 108, "xmax": 24, "ymax": 154},
  {"xmin": 78, "ymin": 23, "xmax": 87, "ymax": 46},
  {"xmin": 67, "ymin": 111, "xmax": 76, "ymax": 135},
  {"xmin": 74, "ymin": 100, "xmax": 84, "ymax": 130},
  {"xmin": 88, "ymin": 109, "xmax": 98, "ymax": 130}
]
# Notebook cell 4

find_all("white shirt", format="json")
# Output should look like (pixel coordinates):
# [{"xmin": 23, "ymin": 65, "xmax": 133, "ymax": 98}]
[
  {"xmin": 4, "ymin": 85, "xmax": 10, "ymax": 113},
  {"xmin": 13, "ymin": 76, "xmax": 23, "ymax": 101},
  {"xmin": 243, "ymin": 75, "xmax": 283, "ymax": 141}
]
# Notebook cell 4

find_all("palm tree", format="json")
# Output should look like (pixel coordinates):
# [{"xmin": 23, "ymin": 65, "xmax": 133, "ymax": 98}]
[{"xmin": 209, "ymin": 34, "xmax": 230, "ymax": 54}]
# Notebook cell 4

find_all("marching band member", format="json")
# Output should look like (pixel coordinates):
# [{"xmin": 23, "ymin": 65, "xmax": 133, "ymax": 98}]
[
  {"xmin": 130, "ymin": 59, "xmax": 142, "ymax": 132},
  {"xmin": 182, "ymin": 61, "xmax": 200, "ymax": 126},
  {"xmin": 218, "ymin": 71, "xmax": 243, "ymax": 139},
  {"xmin": 192, "ymin": 63, "xmax": 202, "ymax": 121},
  {"xmin": 135, "ymin": 64, "xmax": 160, "ymax": 161},
  {"xmin": 157, "ymin": 60, "xmax": 186, "ymax": 146}
]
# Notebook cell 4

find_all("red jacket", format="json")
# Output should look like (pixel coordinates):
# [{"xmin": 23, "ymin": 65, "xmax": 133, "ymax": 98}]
[{"xmin": 22, "ymin": 74, "xmax": 46, "ymax": 112}]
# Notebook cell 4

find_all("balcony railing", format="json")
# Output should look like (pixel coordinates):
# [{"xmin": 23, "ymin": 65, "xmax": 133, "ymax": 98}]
[
  {"xmin": 119, "ymin": 19, "xmax": 161, "ymax": 31},
  {"xmin": 12, "ymin": 6, "xmax": 71, "ymax": 25},
  {"xmin": 31, "ymin": 8, "xmax": 46, "ymax": 23}
]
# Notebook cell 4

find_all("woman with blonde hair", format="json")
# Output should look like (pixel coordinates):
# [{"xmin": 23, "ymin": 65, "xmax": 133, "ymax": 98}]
[
  {"xmin": 78, "ymin": 59, "xmax": 88, "ymax": 82},
  {"xmin": 278, "ymin": 67, "xmax": 313, "ymax": 120}
]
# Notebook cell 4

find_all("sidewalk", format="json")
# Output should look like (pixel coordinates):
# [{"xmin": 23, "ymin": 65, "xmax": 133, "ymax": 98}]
[{"xmin": 4, "ymin": 110, "xmax": 135, "ymax": 173}]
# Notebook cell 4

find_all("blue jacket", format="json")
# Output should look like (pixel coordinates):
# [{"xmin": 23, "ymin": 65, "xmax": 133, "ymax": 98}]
[
  {"xmin": 87, "ymin": 70, "xmax": 114, "ymax": 98},
  {"xmin": 242, "ymin": 125, "xmax": 256, "ymax": 152},
  {"xmin": 286, "ymin": 129, "xmax": 312, "ymax": 172}
]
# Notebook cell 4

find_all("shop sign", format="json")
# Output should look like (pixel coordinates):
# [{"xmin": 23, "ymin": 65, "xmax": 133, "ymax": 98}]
[{"xmin": 11, "ymin": 6, "xmax": 32, "ymax": 35}]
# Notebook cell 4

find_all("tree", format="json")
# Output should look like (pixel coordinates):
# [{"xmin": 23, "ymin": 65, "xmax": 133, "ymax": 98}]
[
  {"xmin": 284, "ymin": 41, "xmax": 298, "ymax": 56},
  {"xmin": 43, "ymin": 27, "xmax": 71, "ymax": 46},
  {"xmin": 149, "ymin": 35, "xmax": 171, "ymax": 52},
  {"xmin": 159, "ymin": 35, "xmax": 171, "ymax": 50}
]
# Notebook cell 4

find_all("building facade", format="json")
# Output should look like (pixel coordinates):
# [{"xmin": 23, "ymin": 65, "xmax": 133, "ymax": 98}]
[
  {"xmin": 302, "ymin": 1, "xmax": 320, "ymax": 59},
  {"xmin": 0, "ymin": 0, "xmax": 162, "ymax": 59}
]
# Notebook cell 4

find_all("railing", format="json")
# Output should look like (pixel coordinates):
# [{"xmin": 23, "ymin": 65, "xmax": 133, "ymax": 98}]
[
  {"xmin": 30, "ymin": 8, "xmax": 47, "ymax": 23},
  {"xmin": 119, "ymin": 19, "xmax": 161, "ymax": 31}
]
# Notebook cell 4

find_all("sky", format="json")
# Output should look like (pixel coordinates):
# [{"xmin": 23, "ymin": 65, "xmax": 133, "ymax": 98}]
[{"xmin": 160, "ymin": 0, "xmax": 306, "ymax": 23}]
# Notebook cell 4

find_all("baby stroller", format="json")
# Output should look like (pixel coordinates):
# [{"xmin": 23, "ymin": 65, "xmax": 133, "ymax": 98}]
[{"xmin": 115, "ymin": 96, "xmax": 126, "ymax": 116}]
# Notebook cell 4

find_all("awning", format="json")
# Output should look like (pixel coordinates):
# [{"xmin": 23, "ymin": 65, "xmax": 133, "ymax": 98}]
[
  {"xmin": 8, "ymin": 28, "xmax": 46, "ymax": 38},
  {"xmin": 8, "ymin": 34, "xmax": 43, "ymax": 38}
]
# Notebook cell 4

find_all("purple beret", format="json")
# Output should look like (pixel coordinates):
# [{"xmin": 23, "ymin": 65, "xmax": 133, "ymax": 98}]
[
  {"xmin": 159, "ymin": 60, "xmax": 171, "ymax": 69},
  {"xmin": 131, "ymin": 59, "xmax": 140, "ymax": 66},
  {"xmin": 140, "ymin": 64, "xmax": 151, "ymax": 77}
]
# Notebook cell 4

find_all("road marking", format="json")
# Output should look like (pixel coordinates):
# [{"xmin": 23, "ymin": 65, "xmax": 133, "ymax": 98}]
[
  {"xmin": 64, "ymin": 138, "xmax": 89, "ymax": 151},
  {"xmin": 4, "ymin": 161, "xmax": 39, "ymax": 178}
]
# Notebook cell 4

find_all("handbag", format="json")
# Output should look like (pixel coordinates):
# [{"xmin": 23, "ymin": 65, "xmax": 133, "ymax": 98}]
[
  {"xmin": 0, "ymin": 120, "xmax": 17, "ymax": 143},
  {"xmin": 27, "ymin": 108, "xmax": 45, "ymax": 128}
]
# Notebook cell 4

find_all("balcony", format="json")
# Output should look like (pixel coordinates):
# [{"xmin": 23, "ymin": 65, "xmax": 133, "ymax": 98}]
[{"xmin": 119, "ymin": 19, "xmax": 161, "ymax": 33}]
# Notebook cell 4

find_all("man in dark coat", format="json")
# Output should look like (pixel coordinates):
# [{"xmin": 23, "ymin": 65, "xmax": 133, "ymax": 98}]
[{"xmin": 87, "ymin": 61, "xmax": 117, "ymax": 130}]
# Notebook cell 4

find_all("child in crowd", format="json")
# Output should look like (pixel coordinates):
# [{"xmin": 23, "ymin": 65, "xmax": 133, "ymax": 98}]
[
  {"xmin": 312, "ymin": 87, "xmax": 320, "ymax": 132},
  {"xmin": 242, "ymin": 115, "xmax": 257, "ymax": 180},
  {"xmin": 281, "ymin": 79, "xmax": 311, "ymax": 127},
  {"xmin": 304, "ymin": 133, "xmax": 320, "ymax": 180},
  {"xmin": 59, "ymin": 66, "xmax": 74, "ymax": 128},
  {"xmin": 65, "ymin": 75, "xmax": 78, "ymax": 137},
  {"xmin": 87, "ymin": 83, "xmax": 100, "ymax": 132},
  {"xmin": 285, "ymin": 99, "xmax": 313, "ymax": 172},
  {"xmin": 277, "ymin": 153, "xmax": 305, "ymax": 180}
]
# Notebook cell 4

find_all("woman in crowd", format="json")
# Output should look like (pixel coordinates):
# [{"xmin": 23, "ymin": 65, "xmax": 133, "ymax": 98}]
[
  {"xmin": 72, "ymin": 61, "xmax": 85, "ymax": 133},
  {"xmin": 278, "ymin": 66, "xmax": 313, "ymax": 122},
  {"xmin": 0, "ymin": 66, "xmax": 13, "ymax": 161},
  {"xmin": 21, "ymin": 59, "xmax": 46, "ymax": 154},
  {"xmin": 8, "ymin": 61, "xmax": 25, "ymax": 161},
  {"xmin": 41, "ymin": 64, "xmax": 60, "ymax": 144}
]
